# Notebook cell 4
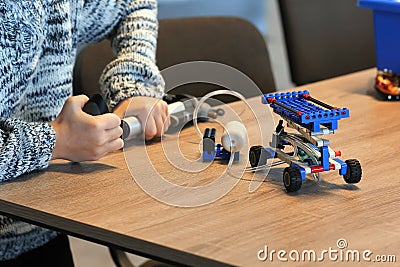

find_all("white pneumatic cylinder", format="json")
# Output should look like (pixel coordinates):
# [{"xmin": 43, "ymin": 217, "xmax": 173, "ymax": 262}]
[
  {"xmin": 221, "ymin": 121, "xmax": 247, "ymax": 152},
  {"xmin": 121, "ymin": 102, "xmax": 188, "ymax": 141},
  {"xmin": 121, "ymin": 116, "xmax": 142, "ymax": 140}
]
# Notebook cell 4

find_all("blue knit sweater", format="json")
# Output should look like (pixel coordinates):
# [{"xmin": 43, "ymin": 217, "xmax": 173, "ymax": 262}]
[{"xmin": 0, "ymin": 0, "xmax": 164, "ymax": 260}]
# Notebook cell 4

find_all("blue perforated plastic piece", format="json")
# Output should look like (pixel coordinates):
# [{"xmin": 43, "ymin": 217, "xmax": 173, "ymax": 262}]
[
  {"xmin": 262, "ymin": 90, "xmax": 349, "ymax": 132},
  {"xmin": 334, "ymin": 158, "xmax": 348, "ymax": 176},
  {"xmin": 321, "ymin": 146, "xmax": 330, "ymax": 171},
  {"xmin": 203, "ymin": 151, "xmax": 215, "ymax": 161},
  {"xmin": 215, "ymin": 144, "xmax": 240, "ymax": 161}
]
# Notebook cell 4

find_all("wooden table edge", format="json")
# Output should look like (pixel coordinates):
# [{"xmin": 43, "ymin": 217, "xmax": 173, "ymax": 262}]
[{"xmin": 0, "ymin": 200, "xmax": 234, "ymax": 267}]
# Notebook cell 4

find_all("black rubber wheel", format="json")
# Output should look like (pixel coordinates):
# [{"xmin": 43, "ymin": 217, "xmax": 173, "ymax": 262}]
[
  {"xmin": 249, "ymin": 145, "xmax": 268, "ymax": 168},
  {"xmin": 343, "ymin": 159, "xmax": 362, "ymax": 183},
  {"xmin": 283, "ymin": 167, "xmax": 302, "ymax": 192}
]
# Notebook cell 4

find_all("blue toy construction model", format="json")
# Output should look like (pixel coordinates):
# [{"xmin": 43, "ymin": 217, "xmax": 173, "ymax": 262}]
[
  {"xmin": 249, "ymin": 90, "xmax": 362, "ymax": 192},
  {"xmin": 203, "ymin": 128, "xmax": 240, "ymax": 162}
]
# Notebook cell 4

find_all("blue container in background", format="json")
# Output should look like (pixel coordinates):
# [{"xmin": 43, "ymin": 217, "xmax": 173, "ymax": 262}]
[{"xmin": 359, "ymin": 0, "xmax": 400, "ymax": 73}]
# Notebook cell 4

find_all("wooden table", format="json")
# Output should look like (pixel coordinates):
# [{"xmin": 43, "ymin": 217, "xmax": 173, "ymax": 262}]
[{"xmin": 1, "ymin": 69, "xmax": 399, "ymax": 266}]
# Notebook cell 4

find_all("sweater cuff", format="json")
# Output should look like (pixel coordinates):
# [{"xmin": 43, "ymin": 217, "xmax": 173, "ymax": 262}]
[
  {"xmin": 29, "ymin": 122, "xmax": 56, "ymax": 170},
  {"xmin": 0, "ymin": 120, "xmax": 56, "ymax": 182},
  {"xmin": 100, "ymin": 57, "xmax": 165, "ymax": 110},
  {"xmin": 102, "ymin": 79, "xmax": 164, "ymax": 110}
]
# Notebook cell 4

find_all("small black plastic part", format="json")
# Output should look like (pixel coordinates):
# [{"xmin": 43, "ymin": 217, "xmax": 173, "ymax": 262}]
[
  {"xmin": 275, "ymin": 120, "xmax": 284, "ymax": 134},
  {"xmin": 343, "ymin": 159, "xmax": 362, "ymax": 183},
  {"xmin": 82, "ymin": 94, "xmax": 109, "ymax": 116},
  {"xmin": 283, "ymin": 166, "xmax": 302, "ymax": 192},
  {"xmin": 249, "ymin": 145, "xmax": 268, "ymax": 168},
  {"xmin": 203, "ymin": 128, "xmax": 216, "ymax": 153}
]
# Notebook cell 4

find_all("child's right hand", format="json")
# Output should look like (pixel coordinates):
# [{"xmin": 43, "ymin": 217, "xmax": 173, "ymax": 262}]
[{"xmin": 49, "ymin": 95, "xmax": 124, "ymax": 162}]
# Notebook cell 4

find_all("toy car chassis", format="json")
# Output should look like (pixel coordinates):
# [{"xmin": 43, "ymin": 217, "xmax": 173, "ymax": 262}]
[{"xmin": 249, "ymin": 90, "xmax": 362, "ymax": 192}]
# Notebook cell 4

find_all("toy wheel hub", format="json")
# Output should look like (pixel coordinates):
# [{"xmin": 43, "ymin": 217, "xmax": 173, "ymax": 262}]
[{"xmin": 283, "ymin": 172, "xmax": 291, "ymax": 186}]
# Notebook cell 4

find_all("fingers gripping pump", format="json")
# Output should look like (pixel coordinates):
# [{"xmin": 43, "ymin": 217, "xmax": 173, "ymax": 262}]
[{"xmin": 82, "ymin": 94, "xmax": 221, "ymax": 140}]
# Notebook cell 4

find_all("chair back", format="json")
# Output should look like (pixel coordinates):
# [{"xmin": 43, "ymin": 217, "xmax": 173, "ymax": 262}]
[
  {"xmin": 73, "ymin": 17, "xmax": 276, "ymax": 100},
  {"xmin": 278, "ymin": 0, "xmax": 376, "ymax": 85}
]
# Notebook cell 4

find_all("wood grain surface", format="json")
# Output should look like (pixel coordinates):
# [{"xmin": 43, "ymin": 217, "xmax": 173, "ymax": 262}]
[{"xmin": 1, "ymin": 69, "xmax": 399, "ymax": 266}]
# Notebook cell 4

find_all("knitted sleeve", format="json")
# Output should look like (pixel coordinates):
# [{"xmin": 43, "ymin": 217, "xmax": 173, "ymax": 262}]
[
  {"xmin": 0, "ymin": 120, "xmax": 56, "ymax": 182},
  {"xmin": 78, "ymin": 0, "xmax": 164, "ymax": 110}
]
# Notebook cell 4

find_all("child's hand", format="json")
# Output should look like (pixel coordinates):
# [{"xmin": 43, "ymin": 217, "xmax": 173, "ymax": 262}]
[
  {"xmin": 50, "ymin": 95, "xmax": 124, "ymax": 161},
  {"xmin": 113, "ymin": 96, "xmax": 170, "ymax": 140}
]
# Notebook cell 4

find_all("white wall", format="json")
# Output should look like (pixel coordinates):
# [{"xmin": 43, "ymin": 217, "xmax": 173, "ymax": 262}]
[
  {"xmin": 265, "ymin": 0, "xmax": 294, "ymax": 90},
  {"xmin": 158, "ymin": 0, "xmax": 266, "ymax": 34}
]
